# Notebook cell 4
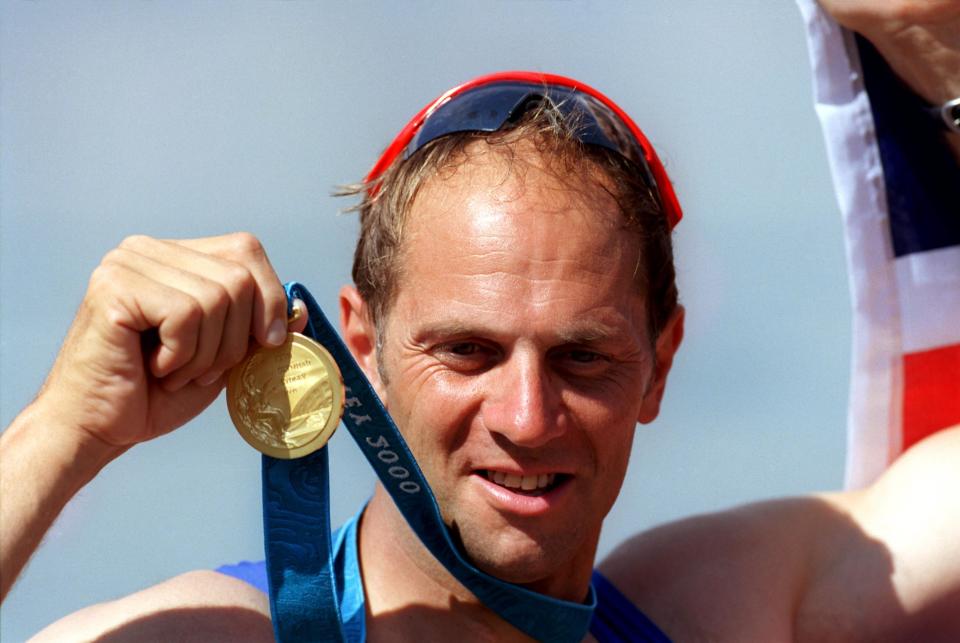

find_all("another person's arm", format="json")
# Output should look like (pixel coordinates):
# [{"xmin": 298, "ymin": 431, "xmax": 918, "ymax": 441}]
[
  {"xmin": 819, "ymin": 0, "xmax": 960, "ymax": 161},
  {"xmin": 0, "ymin": 233, "xmax": 299, "ymax": 603}
]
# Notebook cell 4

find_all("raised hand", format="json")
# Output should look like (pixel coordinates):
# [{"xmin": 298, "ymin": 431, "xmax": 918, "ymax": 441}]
[
  {"xmin": 38, "ymin": 232, "xmax": 305, "ymax": 450},
  {"xmin": 2, "ymin": 232, "xmax": 312, "ymax": 601},
  {"xmin": 817, "ymin": 0, "xmax": 960, "ymax": 106}
]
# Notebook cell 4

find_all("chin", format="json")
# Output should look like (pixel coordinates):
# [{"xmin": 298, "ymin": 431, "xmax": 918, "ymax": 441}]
[{"xmin": 453, "ymin": 518, "xmax": 587, "ymax": 586}]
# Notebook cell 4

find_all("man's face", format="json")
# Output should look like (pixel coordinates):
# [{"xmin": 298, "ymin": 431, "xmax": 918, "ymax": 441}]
[{"xmin": 374, "ymin": 144, "xmax": 670, "ymax": 592}]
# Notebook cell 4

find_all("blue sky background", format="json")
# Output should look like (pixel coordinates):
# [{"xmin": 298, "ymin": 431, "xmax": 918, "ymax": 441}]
[{"xmin": 1, "ymin": 2, "xmax": 851, "ymax": 639}]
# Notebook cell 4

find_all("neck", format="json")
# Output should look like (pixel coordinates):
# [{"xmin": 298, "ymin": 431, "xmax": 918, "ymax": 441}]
[{"xmin": 358, "ymin": 486, "xmax": 596, "ymax": 641}]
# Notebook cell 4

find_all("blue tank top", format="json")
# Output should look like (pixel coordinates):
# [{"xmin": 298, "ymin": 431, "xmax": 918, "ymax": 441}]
[{"xmin": 217, "ymin": 513, "xmax": 670, "ymax": 642}]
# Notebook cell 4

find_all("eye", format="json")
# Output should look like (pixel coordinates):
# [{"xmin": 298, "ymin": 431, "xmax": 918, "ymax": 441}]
[
  {"xmin": 448, "ymin": 342, "xmax": 481, "ymax": 356},
  {"xmin": 433, "ymin": 341, "xmax": 498, "ymax": 372},
  {"xmin": 567, "ymin": 349, "xmax": 603, "ymax": 363},
  {"xmin": 551, "ymin": 346, "xmax": 611, "ymax": 375}
]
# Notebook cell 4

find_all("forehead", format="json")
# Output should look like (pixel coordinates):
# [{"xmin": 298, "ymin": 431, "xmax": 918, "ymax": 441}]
[
  {"xmin": 404, "ymin": 140, "xmax": 631, "ymax": 256},
  {"xmin": 392, "ymin": 143, "xmax": 648, "ymax": 337}
]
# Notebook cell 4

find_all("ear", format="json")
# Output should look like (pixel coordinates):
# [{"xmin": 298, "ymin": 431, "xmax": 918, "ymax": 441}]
[
  {"xmin": 339, "ymin": 284, "xmax": 388, "ymax": 403},
  {"xmin": 637, "ymin": 305, "xmax": 684, "ymax": 424}
]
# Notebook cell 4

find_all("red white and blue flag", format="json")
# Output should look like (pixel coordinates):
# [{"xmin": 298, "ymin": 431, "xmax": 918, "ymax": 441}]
[{"xmin": 798, "ymin": 1, "xmax": 960, "ymax": 488}]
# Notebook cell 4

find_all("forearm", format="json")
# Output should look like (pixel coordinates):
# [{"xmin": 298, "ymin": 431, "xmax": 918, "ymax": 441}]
[
  {"xmin": 823, "ymin": 1, "xmax": 960, "ymax": 162},
  {"xmin": 0, "ymin": 400, "xmax": 123, "ymax": 602},
  {"xmin": 867, "ymin": 24, "xmax": 960, "ymax": 161}
]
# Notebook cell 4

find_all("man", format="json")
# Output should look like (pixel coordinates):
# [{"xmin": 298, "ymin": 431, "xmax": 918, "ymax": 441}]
[{"xmin": 2, "ymin": 1, "xmax": 959, "ymax": 641}]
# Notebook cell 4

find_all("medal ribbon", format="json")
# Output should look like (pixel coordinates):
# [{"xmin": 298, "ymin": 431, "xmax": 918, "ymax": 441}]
[{"xmin": 262, "ymin": 282, "xmax": 596, "ymax": 642}]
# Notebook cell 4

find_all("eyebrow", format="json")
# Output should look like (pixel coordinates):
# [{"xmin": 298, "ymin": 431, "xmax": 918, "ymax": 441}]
[
  {"xmin": 555, "ymin": 320, "xmax": 628, "ymax": 345},
  {"xmin": 416, "ymin": 319, "xmax": 633, "ymax": 346}
]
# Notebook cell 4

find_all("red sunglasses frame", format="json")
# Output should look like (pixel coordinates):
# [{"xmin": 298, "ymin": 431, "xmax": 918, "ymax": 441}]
[{"xmin": 364, "ymin": 70, "xmax": 683, "ymax": 229}]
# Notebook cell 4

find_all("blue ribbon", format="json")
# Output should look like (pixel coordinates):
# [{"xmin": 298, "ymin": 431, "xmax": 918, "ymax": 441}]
[{"xmin": 262, "ymin": 282, "xmax": 596, "ymax": 642}]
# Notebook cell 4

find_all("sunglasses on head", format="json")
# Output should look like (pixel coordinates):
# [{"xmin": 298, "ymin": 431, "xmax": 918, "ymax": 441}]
[{"xmin": 365, "ymin": 71, "xmax": 683, "ymax": 229}]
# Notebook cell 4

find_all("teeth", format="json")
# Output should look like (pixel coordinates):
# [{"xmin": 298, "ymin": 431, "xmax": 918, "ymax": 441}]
[{"xmin": 485, "ymin": 471, "xmax": 558, "ymax": 491}]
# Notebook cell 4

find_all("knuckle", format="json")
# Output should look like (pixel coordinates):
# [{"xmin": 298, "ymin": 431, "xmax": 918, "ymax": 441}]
[
  {"xmin": 890, "ymin": 1, "xmax": 923, "ymax": 22},
  {"xmin": 99, "ymin": 247, "xmax": 126, "ymax": 267},
  {"xmin": 263, "ymin": 284, "xmax": 286, "ymax": 308},
  {"xmin": 227, "ymin": 231, "xmax": 264, "ymax": 258},
  {"xmin": 204, "ymin": 282, "xmax": 231, "ymax": 312},
  {"xmin": 87, "ymin": 263, "xmax": 121, "ymax": 295},
  {"xmin": 174, "ymin": 295, "xmax": 204, "ymax": 327},
  {"xmin": 118, "ymin": 234, "xmax": 152, "ymax": 251},
  {"xmin": 223, "ymin": 264, "xmax": 255, "ymax": 297}
]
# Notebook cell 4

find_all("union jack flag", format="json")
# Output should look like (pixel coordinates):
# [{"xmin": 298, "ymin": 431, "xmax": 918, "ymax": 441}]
[{"xmin": 798, "ymin": 1, "xmax": 960, "ymax": 488}]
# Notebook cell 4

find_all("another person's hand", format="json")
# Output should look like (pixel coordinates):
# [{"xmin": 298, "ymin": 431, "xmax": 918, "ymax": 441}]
[
  {"xmin": 817, "ymin": 0, "xmax": 960, "ymax": 107},
  {"xmin": 37, "ymin": 233, "xmax": 304, "ymax": 453}
]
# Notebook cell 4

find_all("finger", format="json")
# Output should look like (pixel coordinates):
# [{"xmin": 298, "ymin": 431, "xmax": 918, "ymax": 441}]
[
  {"xmin": 118, "ymin": 236, "xmax": 266, "ymax": 379},
  {"xmin": 89, "ymin": 259, "xmax": 202, "ymax": 379},
  {"xmin": 155, "ymin": 244, "xmax": 257, "ymax": 378},
  {"xmin": 176, "ymin": 233, "xmax": 288, "ymax": 348},
  {"xmin": 207, "ymin": 270, "xmax": 254, "ymax": 376},
  {"xmin": 105, "ymin": 246, "xmax": 231, "ymax": 390}
]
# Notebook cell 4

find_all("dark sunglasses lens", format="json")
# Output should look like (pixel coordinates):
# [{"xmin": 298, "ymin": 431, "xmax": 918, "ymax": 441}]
[
  {"xmin": 406, "ymin": 81, "xmax": 654, "ymax": 191},
  {"xmin": 409, "ymin": 84, "xmax": 532, "ymax": 156}
]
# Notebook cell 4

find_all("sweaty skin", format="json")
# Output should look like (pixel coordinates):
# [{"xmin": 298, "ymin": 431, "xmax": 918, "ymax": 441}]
[
  {"xmin": 14, "ymin": 155, "xmax": 960, "ymax": 642},
  {"xmin": 341, "ymin": 142, "xmax": 682, "ymax": 641},
  {"xmin": 4, "ymin": 2, "xmax": 960, "ymax": 639}
]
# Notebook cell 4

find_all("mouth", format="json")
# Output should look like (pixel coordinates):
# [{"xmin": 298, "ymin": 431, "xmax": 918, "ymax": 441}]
[{"xmin": 478, "ymin": 470, "xmax": 568, "ymax": 497}]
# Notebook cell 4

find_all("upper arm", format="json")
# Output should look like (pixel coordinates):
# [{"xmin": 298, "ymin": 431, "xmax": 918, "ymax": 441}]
[
  {"xmin": 29, "ymin": 569, "xmax": 273, "ymax": 642},
  {"xmin": 596, "ymin": 427, "xmax": 960, "ymax": 640},
  {"xmin": 799, "ymin": 425, "xmax": 960, "ymax": 639},
  {"xmin": 597, "ymin": 500, "xmax": 823, "ymax": 640}
]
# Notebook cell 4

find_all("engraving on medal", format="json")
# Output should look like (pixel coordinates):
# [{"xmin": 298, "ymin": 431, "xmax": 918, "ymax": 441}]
[{"xmin": 227, "ymin": 333, "xmax": 344, "ymax": 459}]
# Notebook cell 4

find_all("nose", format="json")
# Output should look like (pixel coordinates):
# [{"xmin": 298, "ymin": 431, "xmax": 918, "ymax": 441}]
[{"xmin": 481, "ymin": 349, "xmax": 565, "ymax": 448}]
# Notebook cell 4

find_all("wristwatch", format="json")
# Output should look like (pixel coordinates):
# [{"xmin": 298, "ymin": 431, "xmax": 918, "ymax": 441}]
[{"xmin": 931, "ymin": 97, "xmax": 960, "ymax": 134}]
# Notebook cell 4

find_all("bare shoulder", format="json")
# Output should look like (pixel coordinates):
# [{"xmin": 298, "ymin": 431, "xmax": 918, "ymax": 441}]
[
  {"xmin": 801, "ymin": 425, "xmax": 960, "ymax": 640},
  {"xmin": 598, "ymin": 426, "xmax": 960, "ymax": 641},
  {"xmin": 30, "ymin": 569, "xmax": 272, "ymax": 642},
  {"xmin": 597, "ymin": 495, "xmax": 864, "ymax": 641}
]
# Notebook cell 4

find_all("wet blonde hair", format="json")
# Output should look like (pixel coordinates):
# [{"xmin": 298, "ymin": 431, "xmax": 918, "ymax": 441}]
[{"xmin": 339, "ymin": 100, "xmax": 677, "ymax": 343}]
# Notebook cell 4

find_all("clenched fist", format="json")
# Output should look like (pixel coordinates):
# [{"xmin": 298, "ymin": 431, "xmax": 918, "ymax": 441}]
[{"xmin": 39, "ymin": 232, "xmax": 307, "ymax": 451}]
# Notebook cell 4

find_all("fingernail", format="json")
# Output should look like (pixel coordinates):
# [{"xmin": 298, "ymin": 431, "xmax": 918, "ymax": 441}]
[
  {"xmin": 196, "ymin": 371, "xmax": 223, "ymax": 386},
  {"xmin": 266, "ymin": 318, "xmax": 287, "ymax": 346}
]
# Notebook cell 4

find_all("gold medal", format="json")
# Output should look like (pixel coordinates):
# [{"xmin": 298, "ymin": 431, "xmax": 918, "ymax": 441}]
[{"xmin": 227, "ymin": 332, "xmax": 344, "ymax": 459}]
